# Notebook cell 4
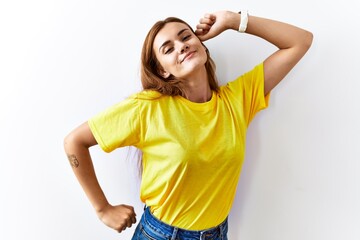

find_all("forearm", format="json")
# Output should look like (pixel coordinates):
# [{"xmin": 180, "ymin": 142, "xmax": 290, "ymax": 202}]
[
  {"xmin": 196, "ymin": 10, "xmax": 312, "ymax": 49},
  {"xmin": 64, "ymin": 135, "xmax": 109, "ymax": 213},
  {"xmin": 245, "ymin": 15, "xmax": 313, "ymax": 53},
  {"xmin": 64, "ymin": 122, "xmax": 137, "ymax": 232}
]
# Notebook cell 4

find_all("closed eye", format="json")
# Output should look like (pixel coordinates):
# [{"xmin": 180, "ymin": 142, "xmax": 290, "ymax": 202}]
[
  {"xmin": 165, "ymin": 47, "xmax": 174, "ymax": 54},
  {"xmin": 182, "ymin": 35, "xmax": 191, "ymax": 41}
]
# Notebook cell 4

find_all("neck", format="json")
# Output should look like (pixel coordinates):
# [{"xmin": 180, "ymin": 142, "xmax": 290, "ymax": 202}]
[
  {"xmin": 182, "ymin": 68, "xmax": 212, "ymax": 103},
  {"xmin": 185, "ymin": 84, "xmax": 212, "ymax": 103}
]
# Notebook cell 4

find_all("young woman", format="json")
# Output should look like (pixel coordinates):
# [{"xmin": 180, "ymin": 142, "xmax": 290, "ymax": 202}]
[{"xmin": 64, "ymin": 10, "xmax": 313, "ymax": 240}]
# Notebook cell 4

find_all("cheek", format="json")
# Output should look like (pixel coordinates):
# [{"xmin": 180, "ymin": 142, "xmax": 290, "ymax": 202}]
[
  {"xmin": 161, "ymin": 55, "xmax": 178, "ymax": 71},
  {"xmin": 195, "ymin": 43, "xmax": 207, "ymax": 58},
  {"xmin": 198, "ymin": 49, "xmax": 208, "ymax": 64}
]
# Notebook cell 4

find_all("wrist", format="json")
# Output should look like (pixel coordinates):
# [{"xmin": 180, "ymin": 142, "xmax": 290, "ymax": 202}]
[
  {"xmin": 93, "ymin": 198, "xmax": 110, "ymax": 213},
  {"xmin": 226, "ymin": 11, "xmax": 242, "ymax": 31},
  {"xmin": 95, "ymin": 202, "xmax": 111, "ymax": 217}
]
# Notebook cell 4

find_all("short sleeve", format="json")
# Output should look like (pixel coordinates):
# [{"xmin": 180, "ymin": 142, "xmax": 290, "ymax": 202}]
[
  {"xmin": 88, "ymin": 97, "xmax": 141, "ymax": 153},
  {"xmin": 225, "ymin": 62, "xmax": 270, "ymax": 125}
]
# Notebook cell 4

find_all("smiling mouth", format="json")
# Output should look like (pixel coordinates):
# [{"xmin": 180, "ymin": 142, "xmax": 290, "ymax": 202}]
[{"xmin": 181, "ymin": 51, "xmax": 195, "ymax": 63}]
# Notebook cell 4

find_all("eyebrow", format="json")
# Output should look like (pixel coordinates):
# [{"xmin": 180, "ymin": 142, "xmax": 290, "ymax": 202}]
[{"xmin": 158, "ymin": 28, "xmax": 189, "ymax": 52}]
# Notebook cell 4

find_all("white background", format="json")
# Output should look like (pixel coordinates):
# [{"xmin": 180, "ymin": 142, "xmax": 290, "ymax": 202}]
[{"xmin": 1, "ymin": 0, "xmax": 359, "ymax": 239}]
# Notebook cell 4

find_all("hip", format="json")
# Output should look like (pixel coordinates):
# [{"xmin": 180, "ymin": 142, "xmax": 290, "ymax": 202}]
[{"xmin": 132, "ymin": 207, "xmax": 228, "ymax": 240}]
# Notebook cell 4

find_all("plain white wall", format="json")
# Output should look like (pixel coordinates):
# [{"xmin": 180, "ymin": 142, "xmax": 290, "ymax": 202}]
[{"xmin": 1, "ymin": 0, "xmax": 359, "ymax": 239}]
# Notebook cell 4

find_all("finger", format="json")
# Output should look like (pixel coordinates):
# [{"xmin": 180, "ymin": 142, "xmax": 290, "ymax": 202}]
[
  {"xmin": 117, "ymin": 225, "xmax": 127, "ymax": 233},
  {"xmin": 199, "ymin": 16, "xmax": 215, "ymax": 26},
  {"xmin": 124, "ymin": 205, "xmax": 136, "ymax": 215},
  {"xmin": 122, "ymin": 204, "xmax": 132, "ymax": 209},
  {"xmin": 203, "ymin": 13, "xmax": 215, "ymax": 21},
  {"xmin": 126, "ymin": 219, "xmax": 133, "ymax": 228},
  {"xmin": 195, "ymin": 29, "xmax": 211, "ymax": 41},
  {"xmin": 121, "ymin": 205, "xmax": 135, "ymax": 216},
  {"xmin": 196, "ymin": 23, "xmax": 211, "ymax": 33}
]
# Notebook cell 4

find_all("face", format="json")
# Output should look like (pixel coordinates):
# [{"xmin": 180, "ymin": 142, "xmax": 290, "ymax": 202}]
[{"xmin": 153, "ymin": 22, "xmax": 207, "ymax": 79}]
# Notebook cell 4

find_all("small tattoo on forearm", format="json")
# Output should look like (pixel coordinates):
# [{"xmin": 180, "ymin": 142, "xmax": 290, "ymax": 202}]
[{"xmin": 67, "ymin": 154, "xmax": 79, "ymax": 168}]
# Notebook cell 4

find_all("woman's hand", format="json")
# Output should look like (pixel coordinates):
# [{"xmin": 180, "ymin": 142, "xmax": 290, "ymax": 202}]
[
  {"xmin": 97, "ymin": 204, "xmax": 137, "ymax": 233},
  {"xmin": 195, "ymin": 10, "xmax": 240, "ymax": 42}
]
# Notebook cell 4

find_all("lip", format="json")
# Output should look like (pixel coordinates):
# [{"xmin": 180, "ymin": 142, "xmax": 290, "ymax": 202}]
[{"xmin": 181, "ymin": 51, "xmax": 196, "ymax": 63}]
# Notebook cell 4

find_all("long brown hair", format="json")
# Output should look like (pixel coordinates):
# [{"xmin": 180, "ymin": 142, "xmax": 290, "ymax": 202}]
[{"xmin": 140, "ymin": 17, "xmax": 219, "ymax": 97}]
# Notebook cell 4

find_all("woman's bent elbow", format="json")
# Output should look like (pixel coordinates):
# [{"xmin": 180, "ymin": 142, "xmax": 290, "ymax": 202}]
[
  {"xmin": 304, "ymin": 30, "xmax": 314, "ymax": 50},
  {"xmin": 63, "ymin": 131, "xmax": 78, "ymax": 153},
  {"xmin": 63, "ymin": 122, "xmax": 97, "ymax": 152}
]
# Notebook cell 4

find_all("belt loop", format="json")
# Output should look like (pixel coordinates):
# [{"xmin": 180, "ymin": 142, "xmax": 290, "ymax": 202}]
[
  {"xmin": 171, "ymin": 227, "xmax": 178, "ymax": 240},
  {"xmin": 200, "ymin": 231, "xmax": 204, "ymax": 240},
  {"xmin": 219, "ymin": 224, "xmax": 223, "ymax": 239}
]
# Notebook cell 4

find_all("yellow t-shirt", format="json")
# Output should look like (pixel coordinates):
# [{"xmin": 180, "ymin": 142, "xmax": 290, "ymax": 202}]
[{"xmin": 88, "ymin": 63, "xmax": 269, "ymax": 230}]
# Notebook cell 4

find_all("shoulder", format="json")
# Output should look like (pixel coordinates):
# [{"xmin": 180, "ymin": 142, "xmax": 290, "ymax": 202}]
[
  {"xmin": 129, "ymin": 90, "xmax": 164, "ymax": 101},
  {"xmin": 220, "ymin": 63, "xmax": 264, "ymax": 90}
]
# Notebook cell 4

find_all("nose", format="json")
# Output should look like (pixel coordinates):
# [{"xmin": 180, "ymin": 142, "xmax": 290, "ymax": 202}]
[{"xmin": 180, "ymin": 44, "xmax": 189, "ymax": 54}]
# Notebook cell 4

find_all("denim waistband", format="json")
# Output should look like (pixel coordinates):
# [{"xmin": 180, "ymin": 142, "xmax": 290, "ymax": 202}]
[{"xmin": 142, "ymin": 207, "xmax": 228, "ymax": 239}]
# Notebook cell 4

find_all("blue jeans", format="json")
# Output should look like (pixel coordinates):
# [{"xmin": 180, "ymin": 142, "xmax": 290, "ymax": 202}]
[{"xmin": 132, "ymin": 207, "xmax": 228, "ymax": 240}]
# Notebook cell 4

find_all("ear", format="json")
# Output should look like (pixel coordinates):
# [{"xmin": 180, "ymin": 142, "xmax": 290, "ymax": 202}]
[{"xmin": 159, "ymin": 68, "xmax": 171, "ymax": 79}]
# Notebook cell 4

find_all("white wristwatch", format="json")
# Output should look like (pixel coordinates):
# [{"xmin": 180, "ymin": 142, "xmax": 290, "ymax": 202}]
[{"xmin": 238, "ymin": 10, "xmax": 249, "ymax": 33}]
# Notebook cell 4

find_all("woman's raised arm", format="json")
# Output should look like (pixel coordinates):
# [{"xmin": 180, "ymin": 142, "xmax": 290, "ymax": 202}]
[{"xmin": 195, "ymin": 10, "xmax": 313, "ymax": 95}]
